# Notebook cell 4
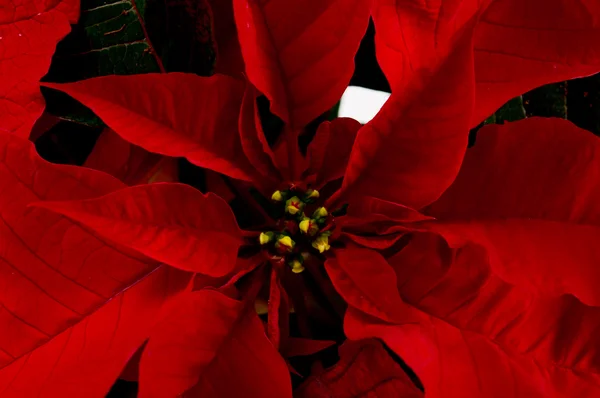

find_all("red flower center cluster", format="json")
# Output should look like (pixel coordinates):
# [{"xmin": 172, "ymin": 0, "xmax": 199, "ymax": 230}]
[{"xmin": 259, "ymin": 187, "xmax": 338, "ymax": 274}]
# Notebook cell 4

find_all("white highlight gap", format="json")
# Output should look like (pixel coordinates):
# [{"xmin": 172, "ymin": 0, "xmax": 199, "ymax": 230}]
[{"xmin": 337, "ymin": 86, "xmax": 391, "ymax": 124}]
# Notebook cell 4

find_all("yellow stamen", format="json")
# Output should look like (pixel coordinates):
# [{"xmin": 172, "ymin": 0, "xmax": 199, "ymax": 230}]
[
  {"xmin": 305, "ymin": 189, "xmax": 320, "ymax": 199},
  {"xmin": 286, "ymin": 196, "xmax": 303, "ymax": 215},
  {"xmin": 271, "ymin": 190, "xmax": 284, "ymax": 202},
  {"xmin": 312, "ymin": 234, "xmax": 331, "ymax": 253},
  {"xmin": 290, "ymin": 259, "xmax": 305, "ymax": 273},
  {"xmin": 259, "ymin": 231, "xmax": 273, "ymax": 245},
  {"xmin": 313, "ymin": 207, "xmax": 328, "ymax": 219},
  {"xmin": 299, "ymin": 218, "xmax": 319, "ymax": 236},
  {"xmin": 276, "ymin": 235, "xmax": 295, "ymax": 251}
]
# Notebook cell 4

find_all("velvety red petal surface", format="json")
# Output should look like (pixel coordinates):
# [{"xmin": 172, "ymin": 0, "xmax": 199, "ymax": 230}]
[
  {"xmin": 233, "ymin": 0, "xmax": 370, "ymax": 128},
  {"xmin": 327, "ymin": 247, "xmax": 417, "ymax": 324},
  {"xmin": 306, "ymin": 117, "xmax": 362, "ymax": 187},
  {"xmin": 84, "ymin": 128, "xmax": 177, "ymax": 185},
  {"xmin": 372, "ymin": 0, "xmax": 600, "ymax": 126},
  {"xmin": 0, "ymin": 0, "xmax": 78, "ymax": 137},
  {"xmin": 33, "ymin": 183, "xmax": 244, "ymax": 276},
  {"xmin": 347, "ymin": 233, "xmax": 600, "ymax": 397},
  {"xmin": 43, "ymin": 74, "xmax": 258, "ymax": 181},
  {"xmin": 296, "ymin": 339, "xmax": 423, "ymax": 398},
  {"xmin": 338, "ymin": 28, "xmax": 475, "ymax": 209},
  {"xmin": 0, "ymin": 132, "xmax": 189, "ymax": 396},
  {"xmin": 139, "ymin": 290, "xmax": 292, "ymax": 397},
  {"xmin": 473, "ymin": 0, "xmax": 600, "ymax": 125},
  {"xmin": 371, "ymin": 0, "xmax": 484, "ymax": 92},
  {"xmin": 425, "ymin": 118, "xmax": 600, "ymax": 306},
  {"xmin": 208, "ymin": 0, "xmax": 245, "ymax": 76},
  {"xmin": 239, "ymin": 86, "xmax": 281, "ymax": 182}
]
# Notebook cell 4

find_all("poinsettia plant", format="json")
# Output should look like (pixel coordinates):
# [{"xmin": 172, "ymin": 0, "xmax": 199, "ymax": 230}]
[{"xmin": 2, "ymin": 0, "xmax": 600, "ymax": 396}]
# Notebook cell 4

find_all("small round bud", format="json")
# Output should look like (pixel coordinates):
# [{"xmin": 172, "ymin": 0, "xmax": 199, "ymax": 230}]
[
  {"xmin": 299, "ymin": 218, "xmax": 319, "ymax": 236},
  {"xmin": 312, "ymin": 207, "xmax": 328, "ymax": 219},
  {"xmin": 290, "ymin": 259, "xmax": 305, "ymax": 274},
  {"xmin": 305, "ymin": 189, "xmax": 320, "ymax": 200},
  {"xmin": 312, "ymin": 234, "xmax": 331, "ymax": 253},
  {"xmin": 271, "ymin": 190, "xmax": 284, "ymax": 202},
  {"xmin": 259, "ymin": 231, "xmax": 274, "ymax": 245},
  {"xmin": 276, "ymin": 235, "xmax": 295, "ymax": 252},
  {"xmin": 286, "ymin": 196, "xmax": 304, "ymax": 215}
]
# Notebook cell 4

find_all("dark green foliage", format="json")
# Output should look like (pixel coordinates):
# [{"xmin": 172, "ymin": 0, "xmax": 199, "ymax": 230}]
[
  {"xmin": 524, "ymin": 82, "xmax": 567, "ymax": 119},
  {"xmin": 43, "ymin": 0, "xmax": 216, "ymax": 126}
]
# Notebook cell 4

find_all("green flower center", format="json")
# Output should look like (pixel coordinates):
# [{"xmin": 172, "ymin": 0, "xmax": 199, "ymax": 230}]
[{"xmin": 259, "ymin": 188, "xmax": 334, "ymax": 273}]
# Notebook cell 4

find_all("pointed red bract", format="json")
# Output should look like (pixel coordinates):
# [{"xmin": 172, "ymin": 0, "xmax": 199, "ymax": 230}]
[
  {"xmin": 282, "ymin": 337, "xmax": 335, "ymax": 358},
  {"xmin": 295, "ymin": 339, "xmax": 423, "ymax": 398},
  {"xmin": 338, "ymin": 28, "xmax": 475, "ymax": 209},
  {"xmin": 306, "ymin": 117, "xmax": 362, "ymax": 187},
  {"xmin": 239, "ymin": 86, "xmax": 281, "ymax": 182},
  {"xmin": 33, "ymin": 183, "xmax": 244, "ymax": 276},
  {"xmin": 139, "ymin": 290, "xmax": 292, "ymax": 398},
  {"xmin": 85, "ymin": 129, "xmax": 177, "ymax": 185},
  {"xmin": 0, "ymin": 0, "xmax": 78, "ymax": 137},
  {"xmin": 423, "ymin": 118, "xmax": 600, "ymax": 306},
  {"xmin": 208, "ymin": 0, "xmax": 245, "ymax": 76},
  {"xmin": 43, "ymin": 74, "xmax": 258, "ymax": 181},
  {"xmin": 346, "ymin": 233, "xmax": 600, "ymax": 397},
  {"xmin": 372, "ymin": 0, "xmax": 600, "ymax": 126},
  {"xmin": 233, "ymin": 0, "xmax": 370, "ymax": 128},
  {"xmin": 371, "ymin": 0, "xmax": 484, "ymax": 92},
  {"xmin": 326, "ymin": 247, "xmax": 416, "ymax": 323},
  {"xmin": 0, "ymin": 132, "xmax": 189, "ymax": 396},
  {"xmin": 472, "ymin": 0, "xmax": 600, "ymax": 125}
]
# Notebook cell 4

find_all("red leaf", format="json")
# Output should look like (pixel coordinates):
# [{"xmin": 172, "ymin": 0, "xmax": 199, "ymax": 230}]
[
  {"xmin": 281, "ymin": 337, "xmax": 335, "ymax": 358},
  {"xmin": 42, "ymin": 73, "xmax": 258, "ymax": 181},
  {"xmin": 326, "ymin": 247, "xmax": 416, "ymax": 323},
  {"xmin": 306, "ymin": 117, "xmax": 362, "ymax": 187},
  {"xmin": 372, "ymin": 1, "xmax": 600, "ymax": 126},
  {"xmin": 207, "ymin": 0, "xmax": 245, "ymax": 76},
  {"xmin": 139, "ymin": 290, "xmax": 292, "ymax": 398},
  {"xmin": 85, "ymin": 128, "xmax": 176, "ymax": 185},
  {"xmin": 336, "ymin": 24, "xmax": 475, "ymax": 209},
  {"xmin": 347, "ymin": 233, "xmax": 600, "ymax": 397},
  {"xmin": 0, "ymin": 0, "xmax": 78, "ymax": 137},
  {"xmin": 233, "ymin": 0, "xmax": 370, "ymax": 128},
  {"xmin": 424, "ymin": 118, "xmax": 600, "ymax": 306},
  {"xmin": 472, "ymin": 0, "xmax": 600, "ymax": 125},
  {"xmin": 33, "ymin": 183, "xmax": 244, "ymax": 276},
  {"xmin": 371, "ymin": 0, "xmax": 484, "ymax": 92},
  {"xmin": 0, "ymin": 132, "xmax": 190, "ymax": 396},
  {"xmin": 295, "ymin": 339, "xmax": 423, "ymax": 398},
  {"xmin": 239, "ymin": 85, "xmax": 281, "ymax": 182}
]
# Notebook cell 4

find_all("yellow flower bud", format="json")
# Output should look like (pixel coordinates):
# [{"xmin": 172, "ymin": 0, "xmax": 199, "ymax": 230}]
[
  {"xmin": 313, "ymin": 207, "xmax": 328, "ymax": 219},
  {"xmin": 312, "ymin": 234, "xmax": 331, "ymax": 253},
  {"xmin": 290, "ymin": 259, "xmax": 305, "ymax": 274},
  {"xmin": 259, "ymin": 231, "xmax": 274, "ymax": 245},
  {"xmin": 299, "ymin": 219, "xmax": 310, "ymax": 233},
  {"xmin": 299, "ymin": 218, "xmax": 319, "ymax": 236},
  {"xmin": 271, "ymin": 190, "xmax": 284, "ymax": 202},
  {"xmin": 276, "ymin": 235, "xmax": 295, "ymax": 252},
  {"xmin": 255, "ymin": 298, "xmax": 269, "ymax": 315},
  {"xmin": 305, "ymin": 189, "xmax": 320, "ymax": 200},
  {"xmin": 286, "ymin": 196, "xmax": 303, "ymax": 215}
]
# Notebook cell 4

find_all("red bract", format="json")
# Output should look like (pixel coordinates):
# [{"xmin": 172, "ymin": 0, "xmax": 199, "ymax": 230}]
[
  {"xmin": 295, "ymin": 339, "xmax": 424, "ymax": 397},
  {"xmin": 0, "ymin": 133, "xmax": 190, "ymax": 396},
  {"xmin": 6, "ymin": 0, "xmax": 600, "ymax": 396},
  {"xmin": 0, "ymin": 0, "xmax": 78, "ymax": 137}
]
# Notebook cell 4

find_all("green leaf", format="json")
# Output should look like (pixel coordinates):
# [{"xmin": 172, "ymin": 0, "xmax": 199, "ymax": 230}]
[
  {"xmin": 484, "ymin": 96, "xmax": 526, "ymax": 124},
  {"xmin": 44, "ymin": 0, "xmax": 216, "ymax": 125},
  {"xmin": 567, "ymin": 73, "xmax": 600, "ymax": 136},
  {"xmin": 46, "ymin": 0, "xmax": 164, "ymax": 82},
  {"xmin": 523, "ymin": 82, "xmax": 567, "ymax": 119}
]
